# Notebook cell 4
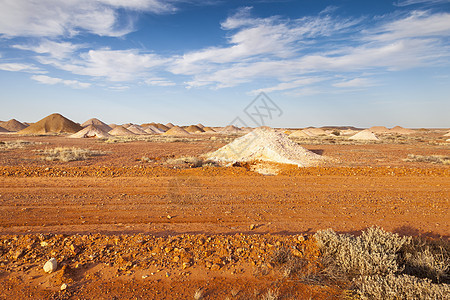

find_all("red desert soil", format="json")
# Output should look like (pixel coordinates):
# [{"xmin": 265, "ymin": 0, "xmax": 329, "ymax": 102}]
[{"xmin": 0, "ymin": 133, "xmax": 448, "ymax": 299}]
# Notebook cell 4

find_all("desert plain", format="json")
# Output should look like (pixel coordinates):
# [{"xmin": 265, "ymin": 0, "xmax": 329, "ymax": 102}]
[{"xmin": 0, "ymin": 114, "xmax": 448, "ymax": 299}]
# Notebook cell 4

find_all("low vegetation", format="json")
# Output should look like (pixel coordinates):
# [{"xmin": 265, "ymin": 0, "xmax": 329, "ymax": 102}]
[
  {"xmin": 269, "ymin": 227, "xmax": 449, "ymax": 299},
  {"xmin": 36, "ymin": 147, "xmax": 106, "ymax": 162},
  {"xmin": 164, "ymin": 156, "xmax": 217, "ymax": 168},
  {"xmin": 404, "ymin": 154, "xmax": 450, "ymax": 165},
  {"xmin": 0, "ymin": 140, "xmax": 40, "ymax": 150}
]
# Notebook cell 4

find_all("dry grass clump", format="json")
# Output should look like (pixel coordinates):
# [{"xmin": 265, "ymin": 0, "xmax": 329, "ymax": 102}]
[
  {"xmin": 404, "ymin": 154, "xmax": 450, "ymax": 165},
  {"xmin": 399, "ymin": 236, "xmax": 449, "ymax": 284},
  {"xmin": 260, "ymin": 289, "xmax": 279, "ymax": 300},
  {"xmin": 103, "ymin": 135, "xmax": 205, "ymax": 144},
  {"xmin": 193, "ymin": 287, "xmax": 205, "ymax": 300},
  {"xmin": 0, "ymin": 140, "xmax": 38, "ymax": 150},
  {"xmin": 165, "ymin": 156, "xmax": 217, "ymax": 168},
  {"xmin": 37, "ymin": 147, "xmax": 106, "ymax": 162},
  {"xmin": 357, "ymin": 274, "xmax": 449, "ymax": 300},
  {"xmin": 313, "ymin": 227, "xmax": 450, "ymax": 299},
  {"xmin": 314, "ymin": 227, "xmax": 410, "ymax": 279}
]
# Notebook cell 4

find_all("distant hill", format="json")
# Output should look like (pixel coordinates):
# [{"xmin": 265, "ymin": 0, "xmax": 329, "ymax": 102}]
[{"xmin": 18, "ymin": 113, "xmax": 82, "ymax": 134}]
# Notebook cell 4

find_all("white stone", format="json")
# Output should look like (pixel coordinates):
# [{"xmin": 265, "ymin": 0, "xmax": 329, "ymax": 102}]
[
  {"xmin": 60, "ymin": 283, "xmax": 67, "ymax": 291},
  {"xmin": 43, "ymin": 258, "xmax": 57, "ymax": 273}
]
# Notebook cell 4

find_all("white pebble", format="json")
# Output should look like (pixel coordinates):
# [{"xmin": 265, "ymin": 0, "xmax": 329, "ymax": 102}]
[{"xmin": 43, "ymin": 258, "xmax": 57, "ymax": 273}]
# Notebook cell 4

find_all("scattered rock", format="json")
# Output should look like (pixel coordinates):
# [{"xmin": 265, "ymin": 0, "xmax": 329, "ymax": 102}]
[
  {"xmin": 60, "ymin": 283, "xmax": 68, "ymax": 291},
  {"xmin": 43, "ymin": 258, "xmax": 58, "ymax": 273}
]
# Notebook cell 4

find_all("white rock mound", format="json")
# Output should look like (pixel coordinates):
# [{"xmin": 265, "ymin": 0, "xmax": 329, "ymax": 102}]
[
  {"xmin": 349, "ymin": 130, "xmax": 379, "ymax": 141},
  {"xmin": 69, "ymin": 125, "xmax": 111, "ymax": 138},
  {"xmin": 205, "ymin": 127, "xmax": 325, "ymax": 167}
]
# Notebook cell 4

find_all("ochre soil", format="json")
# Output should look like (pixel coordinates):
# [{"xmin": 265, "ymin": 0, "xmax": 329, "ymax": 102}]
[{"xmin": 0, "ymin": 133, "xmax": 448, "ymax": 299}]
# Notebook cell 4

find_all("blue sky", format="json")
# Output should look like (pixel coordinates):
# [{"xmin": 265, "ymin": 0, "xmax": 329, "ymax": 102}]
[{"xmin": 0, "ymin": 0, "xmax": 449, "ymax": 128}]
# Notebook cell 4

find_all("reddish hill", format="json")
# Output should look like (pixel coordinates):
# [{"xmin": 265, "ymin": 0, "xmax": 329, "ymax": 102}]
[{"xmin": 18, "ymin": 113, "xmax": 82, "ymax": 135}]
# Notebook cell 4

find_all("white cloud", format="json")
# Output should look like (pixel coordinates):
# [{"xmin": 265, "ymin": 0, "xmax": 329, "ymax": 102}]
[
  {"xmin": 176, "ymin": 10, "xmax": 450, "ymax": 89},
  {"xmin": 0, "ymin": 0, "xmax": 175, "ymax": 38},
  {"xmin": 0, "ymin": 63, "xmax": 44, "ymax": 73},
  {"xmin": 31, "ymin": 75, "xmax": 90, "ymax": 89},
  {"xmin": 144, "ymin": 78, "xmax": 176, "ymax": 86},
  {"xmin": 13, "ymin": 40, "xmax": 84, "ymax": 59},
  {"xmin": 38, "ymin": 49, "xmax": 169, "ymax": 82},
  {"xmin": 251, "ymin": 77, "xmax": 326, "ymax": 94},
  {"xmin": 366, "ymin": 11, "xmax": 450, "ymax": 42},
  {"xmin": 395, "ymin": 0, "xmax": 450, "ymax": 6},
  {"xmin": 332, "ymin": 78, "xmax": 374, "ymax": 88}
]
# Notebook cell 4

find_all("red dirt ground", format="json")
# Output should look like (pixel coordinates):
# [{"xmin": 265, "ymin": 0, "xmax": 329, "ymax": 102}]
[{"xmin": 0, "ymin": 133, "xmax": 448, "ymax": 299}]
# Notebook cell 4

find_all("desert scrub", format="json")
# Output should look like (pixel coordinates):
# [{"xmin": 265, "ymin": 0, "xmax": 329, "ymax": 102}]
[
  {"xmin": 399, "ymin": 236, "xmax": 450, "ymax": 284},
  {"xmin": 404, "ymin": 154, "xmax": 450, "ymax": 165},
  {"xmin": 314, "ymin": 227, "xmax": 450, "ymax": 299},
  {"xmin": 36, "ymin": 147, "xmax": 106, "ymax": 162},
  {"xmin": 0, "ymin": 140, "xmax": 40, "ymax": 150},
  {"xmin": 314, "ymin": 227, "xmax": 410, "ymax": 279},
  {"xmin": 356, "ymin": 274, "xmax": 450, "ymax": 300},
  {"xmin": 165, "ymin": 156, "xmax": 217, "ymax": 168}
]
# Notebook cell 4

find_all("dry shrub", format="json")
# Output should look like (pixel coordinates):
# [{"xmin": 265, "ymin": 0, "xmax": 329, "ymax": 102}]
[
  {"xmin": 0, "ymin": 140, "xmax": 37, "ymax": 150},
  {"xmin": 260, "ymin": 288, "xmax": 279, "ymax": 300},
  {"xmin": 314, "ymin": 227, "xmax": 450, "ymax": 299},
  {"xmin": 399, "ymin": 236, "xmax": 450, "ymax": 284},
  {"xmin": 314, "ymin": 227, "xmax": 410, "ymax": 279},
  {"xmin": 37, "ymin": 147, "xmax": 105, "ymax": 162},
  {"xmin": 193, "ymin": 287, "xmax": 205, "ymax": 300},
  {"xmin": 356, "ymin": 274, "xmax": 450, "ymax": 300},
  {"xmin": 404, "ymin": 154, "xmax": 450, "ymax": 165},
  {"xmin": 165, "ymin": 156, "xmax": 217, "ymax": 168}
]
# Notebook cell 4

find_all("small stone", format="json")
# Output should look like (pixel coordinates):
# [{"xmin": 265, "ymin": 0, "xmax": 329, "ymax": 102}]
[
  {"xmin": 167, "ymin": 215, "xmax": 172, "ymax": 219},
  {"xmin": 142, "ymin": 275, "xmax": 149, "ymax": 279},
  {"xmin": 297, "ymin": 235, "xmax": 305, "ymax": 242},
  {"xmin": 173, "ymin": 256, "xmax": 180, "ymax": 263},
  {"xmin": 40, "ymin": 241, "xmax": 48, "ymax": 247},
  {"xmin": 250, "ymin": 224, "xmax": 256, "ymax": 230},
  {"xmin": 43, "ymin": 258, "xmax": 57, "ymax": 273},
  {"xmin": 165, "ymin": 272, "xmax": 170, "ymax": 277},
  {"xmin": 182, "ymin": 262, "xmax": 190, "ymax": 269},
  {"xmin": 211, "ymin": 264, "xmax": 220, "ymax": 271},
  {"xmin": 60, "ymin": 283, "xmax": 67, "ymax": 291}
]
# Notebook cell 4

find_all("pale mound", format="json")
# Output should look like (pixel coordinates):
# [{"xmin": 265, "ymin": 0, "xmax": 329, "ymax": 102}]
[
  {"xmin": 165, "ymin": 123, "xmax": 175, "ymax": 129},
  {"xmin": 369, "ymin": 126, "xmax": 390, "ymax": 134},
  {"xmin": 0, "ymin": 126, "xmax": 10, "ymax": 133},
  {"xmin": 289, "ymin": 130, "xmax": 310, "ymax": 138},
  {"xmin": 143, "ymin": 125, "xmax": 164, "ymax": 134},
  {"xmin": 108, "ymin": 125, "xmax": 136, "ymax": 136},
  {"xmin": 185, "ymin": 125, "xmax": 205, "ymax": 133},
  {"xmin": 109, "ymin": 124, "xmax": 118, "ymax": 129},
  {"xmin": 81, "ymin": 118, "xmax": 112, "ymax": 133},
  {"xmin": 202, "ymin": 127, "xmax": 216, "ymax": 133},
  {"xmin": 163, "ymin": 126, "xmax": 190, "ymax": 136},
  {"xmin": 219, "ymin": 125, "xmax": 242, "ymax": 134},
  {"xmin": 142, "ymin": 123, "xmax": 169, "ymax": 132},
  {"xmin": 349, "ymin": 130, "xmax": 379, "ymax": 141},
  {"xmin": 205, "ymin": 127, "xmax": 325, "ymax": 167},
  {"xmin": 127, "ymin": 125, "xmax": 148, "ymax": 135},
  {"xmin": 196, "ymin": 123, "xmax": 205, "ymax": 129},
  {"xmin": 18, "ymin": 113, "xmax": 82, "ymax": 135},
  {"xmin": 1, "ymin": 119, "xmax": 28, "ymax": 131},
  {"xmin": 69, "ymin": 125, "xmax": 111, "ymax": 139},
  {"xmin": 389, "ymin": 126, "xmax": 415, "ymax": 135},
  {"xmin": 444, "ymin": 131, "xmax": 450, "ymax": 137},
  {"xmin": 303, "ymin": 128, "xmax": 327, "ymax": 136}
]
